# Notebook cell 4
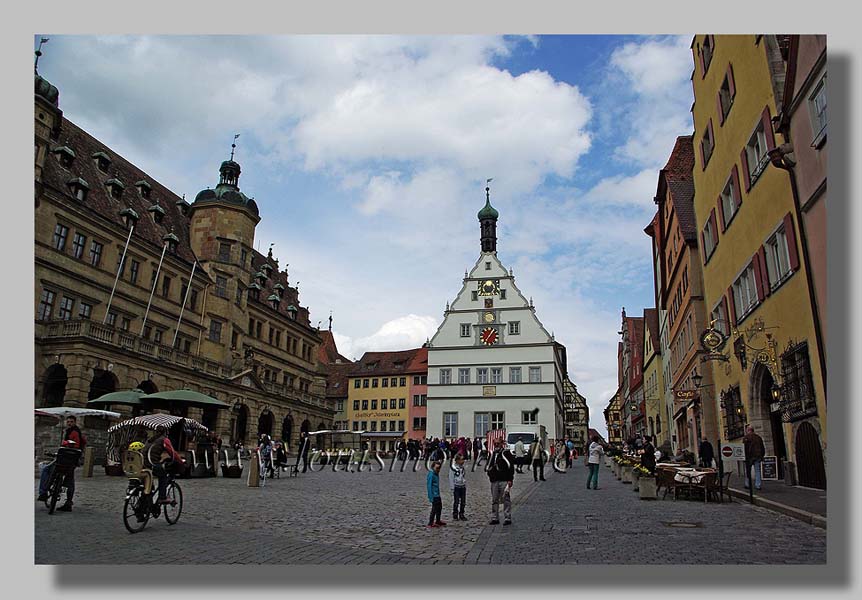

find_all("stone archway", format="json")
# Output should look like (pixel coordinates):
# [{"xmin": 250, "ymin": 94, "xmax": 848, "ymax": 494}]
[
  {"xmin": 88, "ymin": 369, "xmax": 118, "ymax": 401},
  {"xmin": 282, "ymin": 415, "xmax": 294, "ymax": 450},
  {"xmin": 235, "ymin": 404, "xmax": 250, "ymax": 445},
  {"xmin": 749, "ymin": 363, "xmax": 787, "ymax": 466},
  {"xmin": 41, "ymin": 364, "xmax": 68, "ymax": 408},
  {"xmin": 137, "ymin": 379, "xmax": 158, "ymax": 394},
  {"xmin": 794, "ymin": 421, "xmax": 826, "ymax": 489},
  {"xmin": 258, "ymin": 410, "xmax": 274, "ymax": 437}
]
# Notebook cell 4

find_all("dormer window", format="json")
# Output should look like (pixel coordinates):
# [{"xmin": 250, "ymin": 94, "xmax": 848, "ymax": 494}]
[
  {"xmin": 163, "ymin": 231, "xmax": 179, "ymax": 254},
  {"xmin": 286, "ymin": 304, "xmax": 298, "ymax": 320},
  {"xmin": 92, "ymin": 151, "xmax": 111, "ymax": 173},
  {"xmin": 135, "ymin": 180, "xmax": 152, "ymax": 200},
  {"xmin": 106, "ymin": 178, "xmax": 125, "ymax": 200},
  {"xmin": 273, "ymin": 283, "xmax": 285, "ymax": 299},
  {"xmin": 147, "ymin": 203, "xmax": 166, "ymax": 224},
  {"xmin": 52, "ymin": 146, "xmax": 75, "ymax": 168},
  {"xmin": 248, "ymin": 282, "xmax": 261, "ymax": 302},
  {"xmin": 255, "ymin": 270, "xmax": 267, "ymax": 284},
  {"xmin": 175, "ymin": 198, "xmax": 190, "ymax": 216},
  {"xmin": 67, "ymin": 177, "xmax": 89, "ymax": 202},
  {"xmin": 268, "ymin": 294, "xmax": 280, "ymax": 310},
  {"xmin": 119, "ymin": 207, "xmax": 139, "ymax": 229}
]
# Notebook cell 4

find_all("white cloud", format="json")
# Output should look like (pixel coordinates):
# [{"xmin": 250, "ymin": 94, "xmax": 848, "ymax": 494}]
[{"xmin": 333, "ymin": 315, "xmax": 439, "ymax": 361}]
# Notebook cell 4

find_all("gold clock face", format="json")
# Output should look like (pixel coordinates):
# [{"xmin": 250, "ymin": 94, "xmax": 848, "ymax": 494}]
[
  {"xmin": 478, "ymin": 279, "xmax": 500, "ymax": 296},
  {"xmin": 483, "ymin": 311, "xmax": 495, "ymax": 323}
]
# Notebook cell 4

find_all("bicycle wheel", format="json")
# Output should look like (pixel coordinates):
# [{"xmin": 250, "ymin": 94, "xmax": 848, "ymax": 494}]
[
  {"xmin": 123, "ymin": 488, "xmax": 150, "ymax": 533},
  {"xmin": 47, "ymin": 473, "xmax": 63, "ymax": 514},
  {"xmin": 163, "ymin": 482, "xmax": 183, "ymax": 525}
]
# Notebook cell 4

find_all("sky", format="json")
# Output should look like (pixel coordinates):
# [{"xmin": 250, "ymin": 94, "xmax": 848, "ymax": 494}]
[{"xmin": 36, "ymin": 34, "xmax": 695, "ymax": 438}]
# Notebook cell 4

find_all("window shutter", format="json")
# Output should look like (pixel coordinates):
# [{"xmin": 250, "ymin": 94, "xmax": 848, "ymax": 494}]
[
  {"xmin": 731, "ymin": 164, "xmax": 743, "ymax": 206},
  {"xmin": 721, "ymin": 295, "xmax": 730, "ymax": 332},
  {"xmin": 752, "ymin": 256, "xmax": 765, "ymax": 301},
  {"xmin": 717, "ymin": 196, "xmax": 726, "ymax": 232},
  {"xmin": 717, "ymin": 92, "xmax": 725, "ymax": 125},
  {"xmin": 740, "ymin": 149, "xmax": 751, "ymax": 192},
  {"xmin": 709, "ymin": 208, "xmax": 718, "ymax": 246},
  {"xmin": 708, "ymin": 119, "xmax": 715, "ymax": 152},
  {"xmin": 784, "ymin": 212, "xmax": 800, "ymax": 271},
  {"xmin": 758, "ymin": 245, "xmax": 771, "ymax": 297},
  {"xmin": 700, "ymin": 232, "xmax": 707, "ymax": 265},
  {"xmin": 761, "ymin": 106, "xmax": 776, "ymax": 151},
  {"xmin": 699, "ymin": 137, "xmax": 705, "ymax": 170},
  {"xmin": 727, "ymin": 286, "xmax": 737, "ymax": 326},
  {"xmin": 727, "ymin": 63, "xmax": 736, "ymax": 98}
]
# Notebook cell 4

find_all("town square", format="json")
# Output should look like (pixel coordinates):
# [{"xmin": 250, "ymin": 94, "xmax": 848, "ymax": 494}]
[{"xmin": 27, "ymin": 25, "xmax": 842, "ymax": 580}]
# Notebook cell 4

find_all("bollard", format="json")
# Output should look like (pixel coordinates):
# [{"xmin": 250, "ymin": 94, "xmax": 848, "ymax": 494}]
[
  {"xmin": 82, "ymin": 446, "xmax": 95, "ymax": 478},
  {"xmin": 247, "ymin": 452, "xmax": 260, "ymax": 487}
]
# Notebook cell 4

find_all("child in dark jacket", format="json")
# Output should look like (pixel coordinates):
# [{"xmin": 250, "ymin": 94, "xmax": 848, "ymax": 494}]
[{"xmin": 426, "ymin": 461, "xmax": 446, "ymax": 528}]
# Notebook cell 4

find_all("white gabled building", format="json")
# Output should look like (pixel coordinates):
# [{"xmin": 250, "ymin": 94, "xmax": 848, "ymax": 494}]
[{"xmin": 426, "ymin": 186, "xmax": 566, "ymax": 443}]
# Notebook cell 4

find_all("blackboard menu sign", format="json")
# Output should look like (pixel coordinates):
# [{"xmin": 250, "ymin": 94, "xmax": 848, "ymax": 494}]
[{"xmin": 761, "ymin": 456, "xmax": 779, "ymax": 480}]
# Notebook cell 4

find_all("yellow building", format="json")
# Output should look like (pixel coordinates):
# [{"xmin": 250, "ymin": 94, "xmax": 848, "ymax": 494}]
[
  {"xmin": 641, "ymin": 308, "xmax": 667, "ymax": 445},
  {"xmin": 346, "ymin": 349, "xmax": 420, "ymax": 453},
  {"xmin": 690, "ymin": 35, "xmax": 826, "ymax": 488}
]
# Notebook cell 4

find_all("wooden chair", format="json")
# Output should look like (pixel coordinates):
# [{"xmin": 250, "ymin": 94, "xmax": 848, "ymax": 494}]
[
  {"xmin": 695, "ymin": 472, "xmax": 717, "ymax": 503},
  {"xmin": 656, "ymin": 468, "xmax": 678, "ymax": 499},
  {"xmin": 709, "ymin": 471, "xmax": 733, "ymax": 503}
]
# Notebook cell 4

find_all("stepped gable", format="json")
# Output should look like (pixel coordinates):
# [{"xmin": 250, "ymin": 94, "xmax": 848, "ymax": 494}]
[
  {"xmin": 661, "ymin": 135, "xmax": 697, "ymax": 242},
  {"xmin": 349, "ymin": 348, "xmax": 422, "ymax": 377},
  {"xmin": 643, "ymin": 308, "xmax": 660, "ymax": 353},
  {"xmin": 249, "ymin": 249, "xmax": 310, "ymax": 327},
  {"xmin": 41, "ymin": 117, "xmax": 199, "ymax": 267}
]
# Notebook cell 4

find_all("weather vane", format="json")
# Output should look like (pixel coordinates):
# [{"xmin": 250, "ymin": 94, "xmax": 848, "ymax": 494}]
[
  {"xmin": 230, "ymin": 133, "xmax": 240, "ymax": 161},
  {"xmin": 35, "ymin": 37, "xmax": 49, "ymax": 73}
]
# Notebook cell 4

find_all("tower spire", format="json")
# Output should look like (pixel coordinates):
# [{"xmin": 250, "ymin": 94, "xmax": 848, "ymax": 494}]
[
  {"xmin": 230, "ymin": 133, "xmax": 240, "ymax": 161},
  {"xmin": 477, "ymin": 178, "xmax": 499, "ymax": 253},
  {"xmin": 35, "ymin": 37, "xmax": 49, "ymax": 73}
]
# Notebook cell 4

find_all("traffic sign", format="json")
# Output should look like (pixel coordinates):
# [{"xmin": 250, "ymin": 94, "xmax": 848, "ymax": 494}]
[{"xmin": 720, "ymin": 442, "xmax": 744, "ymax": 461}]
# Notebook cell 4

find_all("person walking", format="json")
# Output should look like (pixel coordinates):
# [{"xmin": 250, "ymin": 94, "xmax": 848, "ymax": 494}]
[
  {"xmin": 641, "ymin": 435, "xmax": 656, "ymax": 475},
  {"xmin": 513, "ymin": 437, "xmax": 526, "ymax": 473},
  {"xmin": 449, "ymin": 453, "xmax": 468, "ymax": 520},
  {"xmin": 586, "ymin": 435, "xmax": 605, "ymax": 490},
  {"xmin": 743, "ymin": 425, "xmax": 766, "ymax": 491},
  {"xmin": 529, "ymin": 437, "xmax": 546, "ymax": 481},
  {"xmin": 698, "ymin": 437, "xmax": 715, "ymax": 468},
  {"xmin": 565, "ymin": 437, "xmax": 574, "ymax": 469},
  {"xmin": 426, "ymin": 461, "xmax": 446, "ymax": 528},
  {"xmin": 487, "ymin": 439, "xmax": 514, "ymax": 525},
  {"xmin": 298, "ymin": 431, "xmax": 311, "ymax": 473}
]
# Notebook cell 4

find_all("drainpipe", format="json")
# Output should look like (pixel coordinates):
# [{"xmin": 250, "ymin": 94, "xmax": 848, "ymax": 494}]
[{"xmin": 768, "ymin": 140, "xmax": 827, "ymax": 395}]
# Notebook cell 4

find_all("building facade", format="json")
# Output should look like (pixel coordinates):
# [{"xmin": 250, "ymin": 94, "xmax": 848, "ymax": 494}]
[
  {"xmin": 563, "ymin": 378, "xmax": 589, "ymax": 451},
  {"xmin": 690, "ymin": 35, "xmax": 827, "ymax": 488},
  {"xmin": 318, "ymin": 328, "xmax": 353, "ymax": 431},
  {"xmin": 346, "ymin": 349, "xmax": 418, "ymax": 452},
  {"xmin": 427, "ymin": 188, "xmax": 566, "ymax": 442},
  {"xmin": 642, "ymin": 308, "xmax": 666, "ymax": 444},
  {"xmin": 34, "ymin": 62, "xmax": 333, "ymax": 451},
  {"xmin": 603, "ymin": 391, "xmax": 623, "ymax": 446},
  {"xmin": 407, "ymin": 347, "xmax": 429, "ymax": 440},
  {"xmin": 617, "ymin": 309, "xmax": 644, "ymax": 441}
]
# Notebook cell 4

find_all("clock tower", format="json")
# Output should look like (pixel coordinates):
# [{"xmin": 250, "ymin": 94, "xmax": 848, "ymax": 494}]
[{"xmin": 426, "ymin": 186, "xmax": 566, "ymax": 443}]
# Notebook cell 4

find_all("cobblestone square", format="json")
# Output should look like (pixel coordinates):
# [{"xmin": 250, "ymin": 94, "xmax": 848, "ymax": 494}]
[{"xmin": 35, "ymin": 462, "xmax": 826, "ymax": 565}]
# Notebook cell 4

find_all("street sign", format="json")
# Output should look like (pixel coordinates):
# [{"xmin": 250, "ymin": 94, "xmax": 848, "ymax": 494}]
[
  {"xmin": 720, "ymin": 442, "xmax": 744, "ymax": 461},
  {"xmin": 674, "ymin": 389, "xmax": 699, "ymax": 400}
]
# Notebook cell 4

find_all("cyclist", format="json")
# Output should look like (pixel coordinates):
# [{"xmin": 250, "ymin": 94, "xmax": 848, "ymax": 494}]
[
  {"xmin": 145, "ymin": 431, "xmax": 185, "ymax": 505},
  {"xmin": 37, "ymin": 415, "xmax": 85, "ymax": 511}
]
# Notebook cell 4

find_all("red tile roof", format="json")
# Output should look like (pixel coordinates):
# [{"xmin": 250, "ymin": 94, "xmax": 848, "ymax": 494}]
[
  {"xmin": 663, "ymin": 136, "xmax": 697, "ymax": 242},
  {"xmin": 322, "ymin": 361, "xmax": 354, "ymax": 400},
  {"xmin": 405, "ymin": 346, "xmax": 428, "ymax": 374},
  {"xmin": 349, "ymin": 348, "xmax": 422, "ymax": 378},
  {"xmin": 318, "ymin": 330, "xmax": 351, "ymax": 364},
  {"xmin": 643, "ymin": 308, "xmax": 660, "ymax": 354}
]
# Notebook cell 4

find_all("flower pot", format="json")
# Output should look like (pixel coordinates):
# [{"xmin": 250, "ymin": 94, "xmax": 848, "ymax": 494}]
[
  {"xmin": 622, "ymin": 465, "xmax": 632, "ymax": 483},
  {"xmin": 639, "ymin": 476, "xmax": 657, "ymax": 499},
  {"xmin": 631, "ymin": 471, "xmax": 640, "ymax": 491}
]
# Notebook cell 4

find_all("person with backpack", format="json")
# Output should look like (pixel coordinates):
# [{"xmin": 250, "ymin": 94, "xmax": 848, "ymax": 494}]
[
  {"xmin": 37, "ymin": 415, "xmax": 86, "ymax": 511},
  {"xmin": 487, "ymin": 438, "xmax": 515, "ymax": 525}
]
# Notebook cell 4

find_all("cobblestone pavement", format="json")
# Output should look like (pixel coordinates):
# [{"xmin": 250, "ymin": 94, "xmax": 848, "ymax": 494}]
[{"xmin": 35, "ymin": 461, "xmax": 826, "ymax": 564}]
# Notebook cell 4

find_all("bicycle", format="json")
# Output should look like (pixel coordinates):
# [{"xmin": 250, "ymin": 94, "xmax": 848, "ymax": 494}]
[
  {"xmin": 42, "ymin": 447, "xmax": 81, "ymax": 514},
  {"xmin": 121, "ymin": 449, "xmax": 183, "ymax": 534}
]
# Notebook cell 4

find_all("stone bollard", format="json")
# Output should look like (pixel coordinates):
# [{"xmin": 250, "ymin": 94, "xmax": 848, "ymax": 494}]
[
  {"xmin": 247, "ymin": 452, "xmax": 260, "ymax": 487},
  {"xmin": 82, "ymin": 447, "xmax": 95, "ymax": 478}
]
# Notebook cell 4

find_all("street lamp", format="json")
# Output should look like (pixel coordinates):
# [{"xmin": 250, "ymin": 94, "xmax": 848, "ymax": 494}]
[
  {"xmin": 771, "ymin": 383, "xmax": 782, "ymax": 402},
  {"xmin": 692, "ymin": 370, "xmax": 703, "ymax": 389}
]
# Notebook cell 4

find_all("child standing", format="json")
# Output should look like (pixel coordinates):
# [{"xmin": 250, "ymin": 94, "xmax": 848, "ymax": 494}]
[
  {"xmin": 449, "ymin": 454, "xmax": 468, "ymax": 520},
  {"xmin": 426, "ymin": 461, "xmax": 446, "ymax": 528}
]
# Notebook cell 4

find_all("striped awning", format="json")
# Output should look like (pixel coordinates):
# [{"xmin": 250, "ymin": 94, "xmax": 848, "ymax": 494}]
[{"xmin": 106, "ymin": 414, "xmax": 207, "ymax": 462}]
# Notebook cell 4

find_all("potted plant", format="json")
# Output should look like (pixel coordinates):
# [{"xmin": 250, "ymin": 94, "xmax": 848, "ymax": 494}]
[
  {"xmin": 631, "ymin": 464, "xmax": 640, "ymax": 491},
  {"xmin": 620, "ymin": 458, "xmax": 633, "ymax": 483},
  {"xmin": 635, "ymin": 465, "xmax": 657, "ymax": 499}
]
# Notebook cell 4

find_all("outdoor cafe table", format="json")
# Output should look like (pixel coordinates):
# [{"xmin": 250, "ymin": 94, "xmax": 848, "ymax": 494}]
[{"xmin": 672, "ymin": 468, "xmax": 716, "ymax": 485}]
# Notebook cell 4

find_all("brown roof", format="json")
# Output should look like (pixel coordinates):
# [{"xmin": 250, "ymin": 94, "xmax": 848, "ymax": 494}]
[
  {"xmin": 322, "ymin": 361, "xmax": 354, "ymax": 400},
  {"xmin": 349, "ymin": 348, "xmax": 422, "ymax": 378},
  {"xmin": 588, "ymin": 429, "xmax": 606, "ymax": 444},
  {"xmin": 663, "ymin": 136, "xmax": 697, "ymax": 242},
  {"xmin": 405, "ymin": 346, "xmax": 428, "ymax": 374},
  {"xmin": 318, "ymin": 330, "xmax": 350, "ymax": 364},
  {"xmin": 643, "ymin": 308, "xmax": 660, "ymax": 354},
  {"xmin": 631, "ymin": 317, "xmax": 645, "ymax": 354},
  {"xmin": 42, "ymin": 117, "xmax": 199, "ymax": 266}
]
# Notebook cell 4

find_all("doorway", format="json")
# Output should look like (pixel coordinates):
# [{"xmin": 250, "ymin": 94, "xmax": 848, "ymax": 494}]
[{"xmin": 795, "ymin": 421, "xmax": 826, "ymax": 489}]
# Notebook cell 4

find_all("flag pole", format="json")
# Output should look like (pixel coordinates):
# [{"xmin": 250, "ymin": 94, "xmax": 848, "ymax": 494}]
[
  {"xmin": 103, "ymin": 224, "xmax": 135, "ymax": 324},
  {"xmin": 171, "ymin": 260, "xmax": 197, "ymax": 348},
  {"xmin": 140, "ymin": 242, "xmax": 168, "ymax": 335}
]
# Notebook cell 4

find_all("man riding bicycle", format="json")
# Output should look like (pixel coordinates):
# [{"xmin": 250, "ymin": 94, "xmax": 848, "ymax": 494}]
[
  {"xmin": 145, "ymin": 431, "xmax": 184, "ymax": 504},
  {"xmin": 37, "ymin": 415, "xmax": 84, "ymax": 511}
]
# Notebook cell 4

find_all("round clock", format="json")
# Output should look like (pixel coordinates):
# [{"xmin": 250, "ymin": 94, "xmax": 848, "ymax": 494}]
[
  {"xmin": 480, "ymin": 327, "xmax": 498, "ymax": 345},
  {"xmin": 480, "ymin": 280, "xmax": 498, "ymax": 295},
  {"xmin": 483, "ymin": 311, "xmax": 495, "ymax": 323}
]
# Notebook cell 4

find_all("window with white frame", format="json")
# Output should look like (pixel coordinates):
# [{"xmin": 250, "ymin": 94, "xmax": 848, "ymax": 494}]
[
  {"xmin": 443, "ymin": 412, "xmax": 458, "ymax": 437},
  {"xmin": 719, "ymin": 72, "xmax": 734, "ymax": 120},
  {"xmin": 460, "ymin": 323, "xmax": 471, "ymax": 337},
  {"xmin": 57, "ymin": 296, "xmax": 74, "ymax": 320},
  {"xmin": 476, "ymin": 368, "xmax": 488, "ymax": 384},
  {"xmin": 702, "ymin": 36, "xmax": 713, "ymax": 72},
  {"xmin": 764, "ymin": 226, "xmax": 792, "ymax": 287},
  {"xmin": 732, "ymin": 264, "xmax": 759, "ymax": 319},
  {"xmin": 745, "ymin": 122, "xmax": 770, "ymax": 185},
  {"xmin": 701, "ymin": 121, "xmax": 715, "ymax": 166},
  {"xmin": 458, "ymin": 368, "xmax": 470, "ymax": 384},
  {"xmin": 720, "ymin": 176, "xmax": 739, "ymax": 226},
  {"xmin": 710, "ymin": 301, "xmax": 729, "ymax": 336},
  {"xmin": 490, "ymin": 412, "xmax": 504, "ymax": 431},
  {"xmin": 508, "ymin": 321, "xmax": 520, "ymax": 335},
  {"xmin": 474, "ymin": 413, "xmax": 489, "ymax": 437},
  {"xmin": 510, "ymin": 367, "xmax": 522, "ymax": 383},
  {"xmin": 529, "ymin": 366, "xmax": 542, "ymax": 383},
  {"xmin": 440, "ymin": 368, "xmax": 451, "ymax": 384},
  {"xmin": 810, "ymin": 75, "xmax": 827, "ymax": 147},
  {"xmin": 522, "ymin": 410, "xmax": 537, "ymax": 425},
  {"xmin": 702, "ymin": 217, "xmax": 717, "ymax": 259},
  {"xmin": 491, "ymin": 367, "xmax": 502, "ymax": 384}
]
